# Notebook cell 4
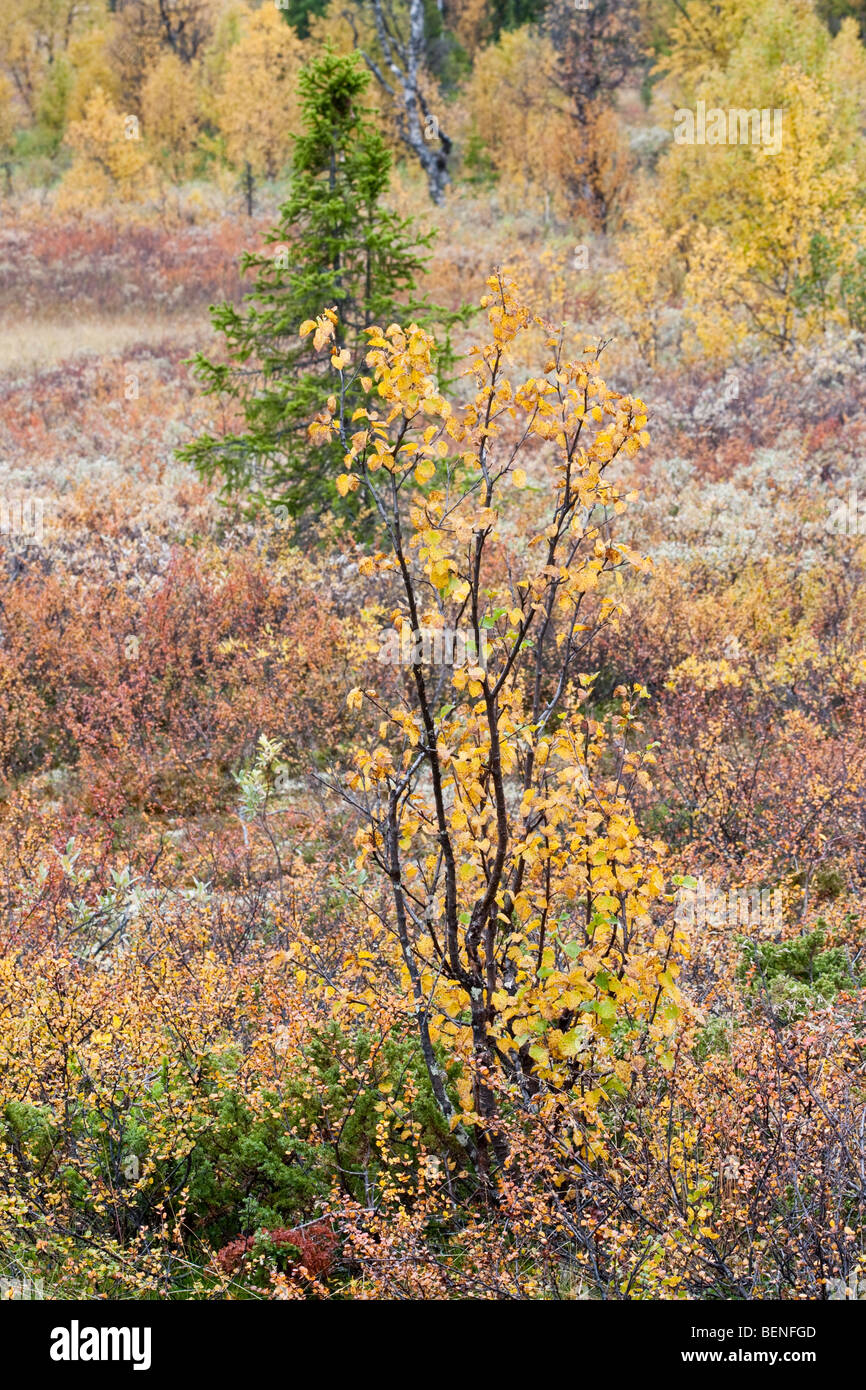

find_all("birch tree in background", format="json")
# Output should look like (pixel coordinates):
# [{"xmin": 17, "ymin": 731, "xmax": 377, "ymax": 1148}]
[{"xmin": 347, "ymin": 0, "xmax": 453, "ymax": 203}]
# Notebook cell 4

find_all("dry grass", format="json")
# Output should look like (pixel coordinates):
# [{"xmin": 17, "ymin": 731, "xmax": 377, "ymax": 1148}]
[{"xmin": 0, "ymin": 313, "xmax": 210, "ymax": 376}]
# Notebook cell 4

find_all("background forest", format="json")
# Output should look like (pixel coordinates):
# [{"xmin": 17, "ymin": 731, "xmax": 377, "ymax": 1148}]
[{"xmin": 1, "ymin": 0, "xmax": 865, "ymax": 1301}]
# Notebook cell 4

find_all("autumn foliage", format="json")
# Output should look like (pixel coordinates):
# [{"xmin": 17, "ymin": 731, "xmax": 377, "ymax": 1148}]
[{"xmin": 0, "ymin": 0, "xmax": 864, "ymax": 1308}]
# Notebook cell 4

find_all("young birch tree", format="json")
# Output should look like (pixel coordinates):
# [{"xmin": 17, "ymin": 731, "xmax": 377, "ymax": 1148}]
[{"xmin": 304, "ymin": 276, "xmax": 683, "ymax": 1183}]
